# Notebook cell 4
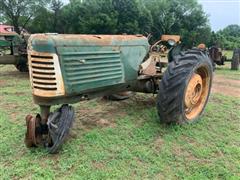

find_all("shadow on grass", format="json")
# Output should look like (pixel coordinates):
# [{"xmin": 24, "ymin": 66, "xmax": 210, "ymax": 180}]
[{"xmin": 0, "ymin": 67, "xmax": 29, "ymax": 80}]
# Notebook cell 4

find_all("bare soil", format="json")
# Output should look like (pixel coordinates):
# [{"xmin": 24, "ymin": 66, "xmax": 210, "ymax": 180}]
[
  {"xmin": 0, "ymin": 80, "xmax": 5, "ymax": 86},
  {"xmin": 212, "ymin": 75, "xmax": 240, "ymax": 97}
]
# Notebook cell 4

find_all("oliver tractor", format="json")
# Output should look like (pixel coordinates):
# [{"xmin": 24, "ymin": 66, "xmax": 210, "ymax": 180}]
[
  {"xmin": 25, "ymin": 34, "xmax": 213, "ymax": 153},
  {"xmin": 0, "ymin": 25, "xmax": 28, "ymax": 72}
]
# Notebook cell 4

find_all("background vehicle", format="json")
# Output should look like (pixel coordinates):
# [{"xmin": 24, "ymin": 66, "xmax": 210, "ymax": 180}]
[
  {"xmin": 0, "ymin": 25, "xmax": 29, "ymax": 72},
  {"xmin": 208, "ymin": 46, "xmax": 227, "ymax": 68},
  {"xmin": 231, "ymin": 48, "xmax": 240, "ymax": 70},
  {"xmin": 25, "ymin": 34, "xmax": 213, "ymax": 153}
]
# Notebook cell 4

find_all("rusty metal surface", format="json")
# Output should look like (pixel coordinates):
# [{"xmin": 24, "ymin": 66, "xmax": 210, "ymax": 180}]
[
  {"xmin": 197, "ymin": 44, "xmax": 206, "ymax": 49},
  {"xmin": 28, "ymin": 51, "xmax": 65, "ymax": 97},
  {"xmin": 161, "ymin": 35, "xmax": 181, "ymax": 42},
  {"xmin": 25, "ymin": 115, "xmax": 37, "ymax": 147},
  {"xmin": 30, "ymin": 34, "xmax": 147, "ymax": 46},
  {"xmin": 25, "ymin": 114, "xmax": 50, "ymax": 148},
  {"xmin": 140, "ymin": 52, "xmax": 161, "ymax": 76}
]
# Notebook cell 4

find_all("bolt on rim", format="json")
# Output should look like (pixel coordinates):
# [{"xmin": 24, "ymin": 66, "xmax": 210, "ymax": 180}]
[{"xmin": 184, "ymin": 65, "xmax": 211, "ymax": 120}]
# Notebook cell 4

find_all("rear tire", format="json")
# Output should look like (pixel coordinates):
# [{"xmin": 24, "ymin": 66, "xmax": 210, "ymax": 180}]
[
  {"xmin": 231, "ymin": 49, "xmax": 239, "ymax": 70},
  {"xmin": 157, "ymin": 49, "xmax": 213, "ymax": 124}
]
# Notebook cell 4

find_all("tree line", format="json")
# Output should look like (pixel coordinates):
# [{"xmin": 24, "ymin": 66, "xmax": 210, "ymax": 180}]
[{"xmin": 0, "ymin": 0, "xmax": 239, "ymax": 49}]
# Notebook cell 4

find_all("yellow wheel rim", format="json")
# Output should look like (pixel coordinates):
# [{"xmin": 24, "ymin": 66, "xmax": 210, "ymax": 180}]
[{"xmin": 184, "ymin": 66, "xmax": 210, "ymax": 120}]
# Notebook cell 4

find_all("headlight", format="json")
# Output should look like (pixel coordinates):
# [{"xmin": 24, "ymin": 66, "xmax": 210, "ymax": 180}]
[{"xmin": 168, "ymin": 39, "xmax": 176, "ymax": 46}]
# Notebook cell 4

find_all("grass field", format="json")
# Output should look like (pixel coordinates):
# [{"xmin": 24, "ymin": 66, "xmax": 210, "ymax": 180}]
[
  {"xmin": 0, "ymin": 63, "xmax": 239, "ymax": 179},
  {"xmin": 223, "ymin": 50, "xmax": 233, "ymax": 60}
]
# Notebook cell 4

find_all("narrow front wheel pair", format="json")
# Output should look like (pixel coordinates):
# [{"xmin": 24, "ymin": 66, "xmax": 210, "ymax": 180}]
[
  {"xmin": 157, "ymin": 49, "xmax": 213, "ymax": 124},
  {"xmin": 25, "ymin": 105, "xmax": 75, "ymax": 154}
]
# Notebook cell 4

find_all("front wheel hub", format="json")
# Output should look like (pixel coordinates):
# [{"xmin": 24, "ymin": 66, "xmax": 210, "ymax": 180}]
[
  {"xmin": 185, "ymin": 73, "xmax": 203, "ymax": 108},
  {"xmin": 184, "ymin": 67, "xmax": 211, "ymax": 120},
  {"xmin": 25, "ymin": 114, "xmax": 48, "ymax": 148},
  {"xmin": 25, "ymin": 115, "xmax": 37, "ymax": 147},
  {"xmin": 24, "ymin": 105, "xmax": 75, "ymax": 154}
]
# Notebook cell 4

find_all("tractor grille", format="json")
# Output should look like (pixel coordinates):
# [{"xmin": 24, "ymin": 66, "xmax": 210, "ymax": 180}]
[
  {"xmin": 31, "ymin": 55, "xmax": 57, "ymax": 90},
  {"xmin": 29, "ymin": 53, "xmax": 65, "ymax": 97},
  {"xmin": 60, "ymin": 51, "xmax": 123, "ymax": 92}
]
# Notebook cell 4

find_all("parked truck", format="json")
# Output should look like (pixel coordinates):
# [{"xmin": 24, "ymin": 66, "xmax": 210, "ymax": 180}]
[{"xmin": 25, "ymin": 34, "xmax": 213, "ymax": 153}]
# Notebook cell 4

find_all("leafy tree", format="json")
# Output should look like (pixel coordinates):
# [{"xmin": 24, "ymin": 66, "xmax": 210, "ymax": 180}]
[
  {"xmin": 113, "ymin": 0, "xmax": 141, "ymax": 34},
  {"xmin": 220, "ymin": 24, "xmax": 240, "ymax": 37},
  {"xmin": 79, "ymin": 0, "xmax": 118, "ymax": 34},
  {"xmin": 63, "ymin": 0, "xmax": 152, "ymax": 35},
  {"xmin": 26, "ymin": 7, "xmax": 53, "ymax": 33},
  {"xmin": 0, "ymin": 0, "xmax": 214, "ymax": 48},
  {"xmin": 51, "ymin": 0, "xmax": 63, "ymax": 32},
  {"xmin": 215, "ymin": 25, "xmax": 240, "ymax": 49},
  {"xmin": 0, "ymin": 0, "xmax": 48, "ymax": 34},
  {"xmin": 143, "ymin": 0, "xmax": 211, "ymax": 46}
]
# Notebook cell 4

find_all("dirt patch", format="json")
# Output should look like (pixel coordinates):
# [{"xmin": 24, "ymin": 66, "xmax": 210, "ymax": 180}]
[
  {"xmin": 214, "ymin": 75, "xmax": 240, "ymax": 88},
  {"xmin": 153, "ymin": 138, "xmax": 164, "ymax": 150},
  {"xmin": 92, "ymin": 161, "xmax": 106, "ymax": 170},
  {"xmin": 0, "ymin": 80, "xmax": 6, "ymax": 86},
  {"xmin": 15, "ymin": 92, "xmax": 27, "ymax": 96},
  {"xmin": 172, "ymin": 145, "xmax": 196, "ymax": 161},
  {"xmin": 71, "ymin": 95, "xmax": 156, "ymax": 134},
  {"xmin": 212, "ymin": 75, "xmax": 240, "ymax": 97},
  {"xmin": 72, "ymin": 101, "xmax": 120, "ymax": 132}
]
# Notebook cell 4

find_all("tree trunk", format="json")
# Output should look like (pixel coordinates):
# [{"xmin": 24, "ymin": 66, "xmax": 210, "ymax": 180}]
[{"xmin": 12, "ymin": 16, "xmax": 21, "ymax": 34}]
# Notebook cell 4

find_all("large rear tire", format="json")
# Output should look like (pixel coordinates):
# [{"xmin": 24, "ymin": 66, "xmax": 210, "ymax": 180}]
[{"xmin": 157, "ymin": 49, "xmax": 213, "ymax": 124}]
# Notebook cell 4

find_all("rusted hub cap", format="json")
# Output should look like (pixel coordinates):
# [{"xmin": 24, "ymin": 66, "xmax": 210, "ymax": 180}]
[
  {"xmin": 25, "ymin": 115, "xmax": 37, "ymax": 147},
  {"xmin": 184, "ymin": 67, "xmax": 210, "ymax": 121},
  {"xmin": 185, "ymin": 73, "xmax": 203, "ymax": 108}
]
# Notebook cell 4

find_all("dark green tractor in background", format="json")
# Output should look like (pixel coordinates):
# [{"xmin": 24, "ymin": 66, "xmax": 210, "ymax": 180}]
[
  {"xmin": 25, "ymin": 34, "xmax": 213, "ymax": 153},
  {"xmin": 0, "ymin": 30, "xmax": 29, "ymax": 72}
]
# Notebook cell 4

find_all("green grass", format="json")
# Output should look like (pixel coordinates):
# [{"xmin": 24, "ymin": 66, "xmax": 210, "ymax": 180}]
[
  {"xmin": 223, "ymin": 50, "xmax": 233, "ymax": 60},
  {"xmin": 0, "ymin": 65, "xmax": 240, "ymax": 179},
  {"xmin": 215, "ymin": 62, "xmax": 240, "ymax": 80}
]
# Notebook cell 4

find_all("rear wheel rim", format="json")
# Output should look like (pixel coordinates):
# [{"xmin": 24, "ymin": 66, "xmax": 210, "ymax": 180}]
[{"xmin": 184, "ymin": 65, "xmax": 210, "ymax": 120}]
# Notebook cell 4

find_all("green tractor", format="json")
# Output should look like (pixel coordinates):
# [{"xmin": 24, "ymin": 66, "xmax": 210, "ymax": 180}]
[
  {"xmin": 25, "ymin": 34, "xmax": 213, "ymax": 153},
  {"xmin": 208, "ymin": 46, "xmax": 227, "ymax": 68},
  {"xmin": 0, "ymin": 29, "xmax": 29, "ymax": 72}
]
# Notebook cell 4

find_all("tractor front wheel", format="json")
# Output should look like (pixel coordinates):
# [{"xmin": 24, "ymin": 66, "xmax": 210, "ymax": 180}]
[{"xmin": 157, "ymin": 49, "xmax": 213, "ymax": 124}]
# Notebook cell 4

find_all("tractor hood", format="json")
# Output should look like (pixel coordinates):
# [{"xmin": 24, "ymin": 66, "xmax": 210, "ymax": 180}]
[{"xmin": 28, "ymin": 34, "xmax": 149, "ymax": 53}]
